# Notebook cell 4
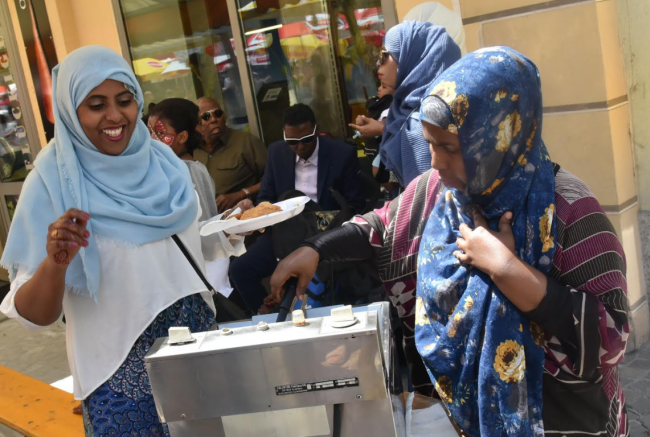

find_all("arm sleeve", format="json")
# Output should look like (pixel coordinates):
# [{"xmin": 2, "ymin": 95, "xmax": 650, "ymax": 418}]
[
  {"xmin": 300, "ymin": 194, "xmax": 400, "ymax": 262},
  {"xmin": 0, "ymin": 268, "xmax": 54, "ymax": 330},
  {"xmin": 301, "ymin": 223, "xmax": 374, "ymax": 263},
  {"xmin": 530, "ymin": 204, "xmax": 628, "ymax": 380}
]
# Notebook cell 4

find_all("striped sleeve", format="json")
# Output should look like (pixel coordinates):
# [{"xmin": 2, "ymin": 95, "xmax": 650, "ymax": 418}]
[{"xmin": 543, "ymin": 169, "xmax": 629, "ymax": 381}]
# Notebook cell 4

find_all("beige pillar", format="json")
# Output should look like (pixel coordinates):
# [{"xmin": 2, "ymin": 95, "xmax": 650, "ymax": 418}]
[
  {"xmin": 617, "ymin": 0, "xmax": 650, "ymax": 350},
  {"xmin": 44, "ymin": 0, "xmax": 126, "ymax": 60}
]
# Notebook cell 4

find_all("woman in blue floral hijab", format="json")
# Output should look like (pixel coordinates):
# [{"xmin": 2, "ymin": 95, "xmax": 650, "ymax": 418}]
[
  {"xmin": 272, "ymin": 47, "xmax": 629, "ymax": 437},
  {"xmin": 415, "ymin": 47, "xmax": 554, "ymax": 436}
]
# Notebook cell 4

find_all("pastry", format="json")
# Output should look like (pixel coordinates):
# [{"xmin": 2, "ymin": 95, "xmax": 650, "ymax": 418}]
[{"xmin": 240, "ymin": 202, "xmax": 282, "ymax": 220}]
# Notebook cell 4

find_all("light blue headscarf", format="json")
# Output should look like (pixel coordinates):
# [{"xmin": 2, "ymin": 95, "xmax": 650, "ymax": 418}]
[
  {"xmin": 1, "ymin": 45, "xmax": 198, "ymax": 301},
  {"xmin": 379, "ymin": 21, "xmax": 461, "ymax": 187}
]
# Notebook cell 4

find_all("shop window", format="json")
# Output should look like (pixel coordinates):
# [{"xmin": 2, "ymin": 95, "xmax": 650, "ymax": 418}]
[
  {"xmin": 0, "ymin": 23, "xmax": 34, "ymax": 183},
  {"xmin": 236, "ymin": 0, "xmax": 385, "ymax": 143},
  {"xmin": 119, "ymin": 0, "xmax": 250, "ymax": 130}
]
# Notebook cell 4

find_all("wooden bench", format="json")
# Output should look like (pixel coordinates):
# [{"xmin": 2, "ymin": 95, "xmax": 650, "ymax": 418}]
[{"xmin": 0, "ymin": 366, "xmax": 83, "ymax": 437}]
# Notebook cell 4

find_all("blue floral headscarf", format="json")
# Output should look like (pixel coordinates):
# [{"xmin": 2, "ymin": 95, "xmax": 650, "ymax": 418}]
[{"xmin": 415, "ymin": 47, "xmax": 556, "ymax": 436}]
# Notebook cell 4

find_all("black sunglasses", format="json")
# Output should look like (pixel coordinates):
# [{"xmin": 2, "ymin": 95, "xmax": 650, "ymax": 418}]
[
  {"xmin": 378, "ymin": 47, "xmax": 390, "ymax": 66},
  {"xmin": 284, "ymin": 125, "xmax": 317, "ymax": 147},
  {"xmin": 200, "ymin": 108, "xmax": 224, "ymax": 122}
]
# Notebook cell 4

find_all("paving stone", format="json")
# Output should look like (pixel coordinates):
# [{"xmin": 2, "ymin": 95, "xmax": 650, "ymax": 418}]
[
  {"xmin": 622, "ymin": 364, "xmax": 650, "ymax": 382},
  {"xmin": 629, "ymin": 419, "xmax": 650, "ymax": 437},
  {"xmin": 626, "ymin": 388, "xmax": 644, "ymax": 405},
  {"xmin": 631, "ymin": 397, "xmax": 650, "ymax": 415}
]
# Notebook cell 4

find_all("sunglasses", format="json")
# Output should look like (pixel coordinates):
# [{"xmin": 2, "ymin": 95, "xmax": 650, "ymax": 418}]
[
  {"xmin": 284, "ymin": 124, "xmax": 317, "ymax": 147},
  {"xmin": 378, "ymin": 47, "xmax": 390, "ymax": 66},
  {"xmin": 200, "ymin": 108, "xmax": 224, "ymax": 122}
]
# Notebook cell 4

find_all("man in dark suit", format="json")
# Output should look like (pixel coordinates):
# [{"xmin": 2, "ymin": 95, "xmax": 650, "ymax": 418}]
[{"xmin": 230, "ymin": 104, "xmax": 364, "ymax": 313}]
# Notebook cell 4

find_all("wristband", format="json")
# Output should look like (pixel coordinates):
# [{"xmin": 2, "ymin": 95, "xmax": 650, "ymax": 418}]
[{"xmin": 242, "ymin": 188, "xmax": 250, "ymax": 198}]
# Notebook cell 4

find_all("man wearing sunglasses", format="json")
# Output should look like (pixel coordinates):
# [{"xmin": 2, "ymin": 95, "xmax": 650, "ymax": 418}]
[
  {"xmin": 195, "ymin": 97, "xmax": 267, "ymax": 212},
  {"xmin": 229, "ymin": 104, "xmax": 364, "ymax": 313}
]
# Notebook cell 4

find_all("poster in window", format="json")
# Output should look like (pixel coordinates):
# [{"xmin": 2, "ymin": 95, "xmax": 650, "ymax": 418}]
[{"xmin": 13, "ymin": 0, "xmax": 57, "ymax": 141}]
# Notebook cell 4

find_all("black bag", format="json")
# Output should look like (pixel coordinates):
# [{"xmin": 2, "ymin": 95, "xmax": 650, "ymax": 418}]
[{"xmin": 172, "ymin": 234, "xmax": 247, "ymax": 324}]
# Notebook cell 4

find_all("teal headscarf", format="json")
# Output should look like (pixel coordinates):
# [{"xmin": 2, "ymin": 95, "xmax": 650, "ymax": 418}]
[{"xmin": 1, "ymin": 46, "xmax": 197, "ymax": 301}]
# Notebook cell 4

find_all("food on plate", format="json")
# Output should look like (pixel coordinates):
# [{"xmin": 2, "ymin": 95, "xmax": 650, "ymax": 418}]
[
  {"xmin": 227, "ymin": 213, "xmax": 242, "ymax": 220},
  {"xmin": 240, "ymin": 202, "xmax": 282, "ymax": 220}
]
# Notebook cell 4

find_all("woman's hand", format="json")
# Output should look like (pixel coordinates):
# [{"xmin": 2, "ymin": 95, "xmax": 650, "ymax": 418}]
[
  {"xmin": 47, "ymin": 209, "xmax": 90, "ymax": 268},
  {"xmin": 349, "ymin": 116, "xmax": 385, "ymax": 138},
  {"xmin": 454, "ymin": 210, "xmax": 516, "ymax": 280},
  {"xmin": 270, "ymin": 246, "xmax": 319, "ymax": 303}
]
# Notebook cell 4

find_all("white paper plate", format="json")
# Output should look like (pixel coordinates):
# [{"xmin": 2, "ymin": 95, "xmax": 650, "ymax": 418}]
[{"xmin": 200, "ymin": 196, "xmax": 310, "ymax": 236}]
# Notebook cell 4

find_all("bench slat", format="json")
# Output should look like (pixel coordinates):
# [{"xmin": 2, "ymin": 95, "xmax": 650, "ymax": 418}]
[{"xmin": 0, "ymin": 366, "xmax": 83, "ymax": 437}]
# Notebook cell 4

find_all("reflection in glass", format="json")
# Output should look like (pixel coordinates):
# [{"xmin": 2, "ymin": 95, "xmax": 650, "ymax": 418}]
[
  {"xmin": 0, "ymin": 23, "xmax": 33, "ymax": 182},
  {"xmin": 237, "ymin": 0, "xmax": 346, "ymax": 142},
  {"xmin": 236, "ymin": 0, "xmax": 385, "ymax": 143},
  {"xmin": 120, "ymin": 0, "xmax": 250, "ymax": 130},
  {"xmin": 5, "ymin": 194, "xmax": 18, "ymax": 222},
  {"xmin": 333, "ymin": 0, "xmax": 385, "ymax": 126}
]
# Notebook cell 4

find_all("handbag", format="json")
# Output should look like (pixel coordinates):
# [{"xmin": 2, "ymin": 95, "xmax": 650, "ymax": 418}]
[{"xmin": 171, "ymin": 234, "xmax": 247, "ymax": 324}]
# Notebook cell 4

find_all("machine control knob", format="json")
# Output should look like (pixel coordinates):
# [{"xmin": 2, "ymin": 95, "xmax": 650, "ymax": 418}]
[
  {"xmin": 256, "ymin": 321, "xmax": 270, "ymax": 331},
  {"xmin": 168, "ymin": 327, "xmax": 195, "ymax": 345},
  {"xmin": 330, "ymin": 305, "xmax": 358, "ymax": 328}
]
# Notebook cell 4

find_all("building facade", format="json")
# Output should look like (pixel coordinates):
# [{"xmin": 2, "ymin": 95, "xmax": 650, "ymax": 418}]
[{"xmin": 0, "ymin": 0, "xmax": 648, "ymax": 348}]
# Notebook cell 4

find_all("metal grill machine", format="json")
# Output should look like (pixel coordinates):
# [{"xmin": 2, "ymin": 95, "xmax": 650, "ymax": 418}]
[{"xmin": 144, "ymin": 301, "xmax": 402, "ymax": 437}]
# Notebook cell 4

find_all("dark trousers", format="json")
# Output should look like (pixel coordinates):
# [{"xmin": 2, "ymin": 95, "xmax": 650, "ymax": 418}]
[{"xmin": 229, "ymin": 231, "xmax": 278, "ymax": 313}]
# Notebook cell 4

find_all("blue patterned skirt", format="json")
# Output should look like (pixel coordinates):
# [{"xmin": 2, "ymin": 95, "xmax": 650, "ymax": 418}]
[{"xmin": 82, "ymin": 293, "xmax": 215, "ymax": 437}]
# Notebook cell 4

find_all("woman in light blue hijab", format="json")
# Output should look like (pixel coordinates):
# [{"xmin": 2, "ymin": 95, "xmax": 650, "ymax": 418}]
[{"xmin": 0, "ymin": 46, "xmax": 249, "ymax": 436}]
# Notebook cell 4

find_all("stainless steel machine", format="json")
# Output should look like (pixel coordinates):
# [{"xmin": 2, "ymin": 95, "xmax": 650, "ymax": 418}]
[{"xmin": 144, "ymin": 302, "xmax": 402, "ymax": 437}]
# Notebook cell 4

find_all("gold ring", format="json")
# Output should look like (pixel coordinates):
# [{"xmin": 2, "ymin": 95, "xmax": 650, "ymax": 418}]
[{"xmin": 51, "ymin": 229, "xmax": 58, "ymax": 238}]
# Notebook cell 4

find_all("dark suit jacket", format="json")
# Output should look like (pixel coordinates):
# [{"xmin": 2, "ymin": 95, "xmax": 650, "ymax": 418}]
[{"xmin": 258, "ymin": 137, "xmax": 365, "ymax": 212}]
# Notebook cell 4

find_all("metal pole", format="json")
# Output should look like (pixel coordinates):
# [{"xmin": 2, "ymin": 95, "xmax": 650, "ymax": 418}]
[{"xmin": 225, "ymin": 0, "xmax": 261, "ymax": 140}]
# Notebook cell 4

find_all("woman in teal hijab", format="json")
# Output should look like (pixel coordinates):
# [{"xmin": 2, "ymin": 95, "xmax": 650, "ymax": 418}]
[{"xmin": 0, "ymin": 46, "xmax": 251, "ymax": 435}]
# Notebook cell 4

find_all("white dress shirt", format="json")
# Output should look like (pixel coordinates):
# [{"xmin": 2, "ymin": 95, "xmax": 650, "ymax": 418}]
[{"xmin": 295, "ymin": 139, "xmax": 319, "ymax": 203}]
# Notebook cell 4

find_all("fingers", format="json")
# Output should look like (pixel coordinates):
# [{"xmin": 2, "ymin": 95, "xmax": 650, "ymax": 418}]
[
  {"xmin": 270, "ymin": 269, "xmax": 292, "ymax": 303},
  {"xmin": 453, "ymin": 250, "xmax": 469, "ymax": 264},
  {"xmin": 295, "ymin": 274, "xmax": 311, "ymax": 298},
  {"xmin": 348, "ymin": 123, "xmax": 361, "ymax": 131},
  {"xmin": 216, "ymin": 196, "xmax": 226, "ymax": 212},
  {"xmin": 455, "ymin": 236, "xmax": 467, "ymax": 252},
  {"xmin": 458, "ymin": 223, "xmax": 472, "ymax": 239},
  {"xmin": 63, "ymin": 209, "xmax": 90, "ymax": 226},
  {"xmin": 499, "ymin": 211, "xmax": 514, "ymax": 233},
  {"xmin": 50, "ymin": 228, "xmax": 88, "ymax": 247},
  {"xmin": 51, "ymin": 217, "xmax": 89, "ymax": 240},
  {"xmin": 48, "ymin": 239, "xmax": 79, "ymax": 251},
  {"xmin": 472, "ymin": 209, "xmax": 488, "ymax": 228}
]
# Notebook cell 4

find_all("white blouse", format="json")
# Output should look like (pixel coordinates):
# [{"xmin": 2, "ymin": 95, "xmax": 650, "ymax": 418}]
[{"xmin": 0, "ymin": 206, "xmax": 244, "ymax": 400}]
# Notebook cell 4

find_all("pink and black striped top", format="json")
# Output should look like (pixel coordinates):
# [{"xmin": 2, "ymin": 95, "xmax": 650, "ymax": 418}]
[{"xmin": 349, "ymin": 166, "xmax": 629, "ymax": 436}]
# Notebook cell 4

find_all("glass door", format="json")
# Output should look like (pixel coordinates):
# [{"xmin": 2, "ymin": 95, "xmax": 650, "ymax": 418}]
[
  {"xmin": 119, "ymin": 0, "xmax": 253, "ymax": 131},
  {"xmin": 331, "ymin": 0, "xmax": 387, "ymax": 127},
  {"xmin": 0, "ymin": 1, "xmax": 44, "ymax": 242},
  {"xmin": 235, "ymin": 0, "xmax": 348, "ymax": 143}
]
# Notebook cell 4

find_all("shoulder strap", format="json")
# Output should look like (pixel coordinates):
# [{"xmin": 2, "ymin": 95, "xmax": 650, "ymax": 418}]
[
  {"xmin": 553, "ymin": 162, "xmax": 561, "ymax": 176},
  {"xmin": 171, "ymin": 234, "xmax": 214, "ymax": 293}
]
